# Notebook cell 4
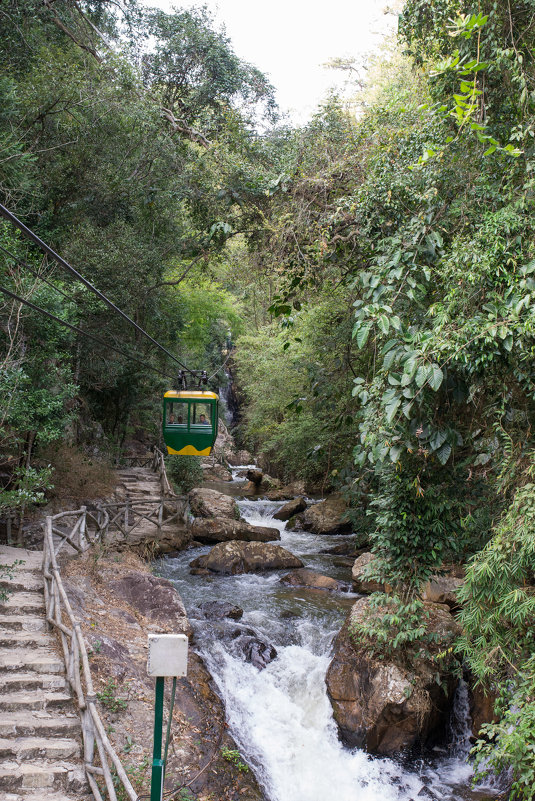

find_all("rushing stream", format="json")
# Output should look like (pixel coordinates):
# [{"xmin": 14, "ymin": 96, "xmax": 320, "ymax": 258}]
[{"xmin": 159, "ymin": 472, "xmax": 498, "ymax": 801}]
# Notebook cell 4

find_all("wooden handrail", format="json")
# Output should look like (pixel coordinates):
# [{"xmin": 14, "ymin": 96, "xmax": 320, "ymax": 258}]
[{"xmin": 43, "ymin": 514, "xmax": 138, "ymax": 801}]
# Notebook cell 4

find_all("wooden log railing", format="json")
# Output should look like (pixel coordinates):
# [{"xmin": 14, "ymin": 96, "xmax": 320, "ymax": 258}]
[
  {"xmin": 43, "ymin": 510, "xmax": 137, "ymax": 801},
  {"xmin": 151, "ymin": 447, "xmax": 173, "ymax": 496}
]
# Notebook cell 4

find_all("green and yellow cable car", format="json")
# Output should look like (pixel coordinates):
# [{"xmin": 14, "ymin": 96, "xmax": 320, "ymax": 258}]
[{"xmin": 163, "ymin": 389, "xmax": 219, "ymax": 456}]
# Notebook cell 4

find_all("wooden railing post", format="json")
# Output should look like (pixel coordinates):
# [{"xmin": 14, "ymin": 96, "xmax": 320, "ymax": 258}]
[{"xmin": 79, "ymin": 506, "xmax": 87, "ymax": 550}]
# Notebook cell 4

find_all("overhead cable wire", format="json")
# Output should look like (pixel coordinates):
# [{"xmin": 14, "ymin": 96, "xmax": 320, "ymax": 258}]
[
  {"xmin": 0, "ymin": 202, "xmax": 194, "ymax": 374},
  {"xmin": 0, "ymin": 283, "xmax": 175, "ymax": 380},
  {"xmin": 0, "ymin": 242, "xmax": 73, "ymax": 301}
]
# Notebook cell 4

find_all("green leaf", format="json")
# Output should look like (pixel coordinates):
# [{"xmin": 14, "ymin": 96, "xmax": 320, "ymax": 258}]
[
  {"xmin": 385, "ymin": 397, "xmax": 401, "ymax": 424},
  {"xmin": 415, "ymin": 365, "xmax": 429, "ymax": 387},
  {"xmin": 436, "ymin": 442, "xmax": 452, "ymax": 465},
  {"xmin": 378, "ymin": 314, "xmax": 390, "ymax": 335},
  {"xmin": 428, "ymin": 365, "xmax": 444, "ymax": 391},
  {"xmin": 356, "ymin": 324, "xmax": 372, "ymax": 349}
]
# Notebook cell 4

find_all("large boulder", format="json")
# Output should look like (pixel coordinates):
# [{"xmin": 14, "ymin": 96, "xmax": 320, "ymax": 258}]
[
  {"xmin": 301, "ymin": 494, "xmax": 351, "ymax": 535},
  {"xmin": 227, "ymin": 450, "xmax": 254, "ymax": 467},
  {"xmin": 246, "ymin": 468, "xmax": 264, "ymax": 485},
  {"xmin": 109, "ymin": 573, "xmax": 192, "ymax": 637},
  {"xmin": 280, "ymin": 568, "xmax": 340, "ymax": 592},
  {"xmin": 194, "ymin": 601, "xmax": 243, "ymax": 621},
  {"xmin": 265, "ymin": 481, "xmax": 306, "ymax": 501},
  {"xmin": 325, "ymin": 598, "xmax": 460, "ymax": 756},
  {"xmin": 202, "ymin": 464, "xmax": 233, "ymax": 482},
  {"xmin": 189, "ymin": 488, "xmax": 240, "ymax": 519},
  {"xmin": 273, "ymin": 497, "xmax": 307, "ymax": 521},
  {"xmin": 191, "ymin": 517, "xmax": 280, "ymax": 544},
  {"xmin": 469, "ymin": 683, "xmax": 499, "ymax": 738},
  {"xmin": 190, "ymin": 541, "xmax": 304, "ymax": 575},
  {"xmin": 422, "ymin": 575, "xmax": 464, "ymax": 610},
  {"xmin": 351, "ymin": 553, "xmax": 387, "ymax": 594}
]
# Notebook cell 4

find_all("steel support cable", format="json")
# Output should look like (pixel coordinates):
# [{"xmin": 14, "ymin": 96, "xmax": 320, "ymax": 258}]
[
  {"xmin": 0, "ymin": 283, "xmax": 175, "ymax": 380},
  {"xmin": 0, "ymin": 203, "xmax": 194, "ymax": 374},
  {"xmin": 0, "ymin": 242, "xmax": 73, "ymax": 301}
]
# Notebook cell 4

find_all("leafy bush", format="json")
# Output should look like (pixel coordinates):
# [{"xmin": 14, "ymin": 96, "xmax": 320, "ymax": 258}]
[
  {"xmin": 165, "ymin": 455, "xmax": 203, "ymax": 494},
  {"xmin": 472, "ymin": 663, "xmax": 535, "ymax": 801},
  {"xmin": 349, "ymin": 593, "xmax": 443, "ymax": 663}
]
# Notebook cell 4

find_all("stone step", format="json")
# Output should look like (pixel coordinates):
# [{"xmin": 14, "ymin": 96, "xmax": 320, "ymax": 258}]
[
  {"xmin": 0, "ymin": 593, "xmax": 44, "ymax": 614},
  {"xmin": 0, "ymin": 547, "xmax": 43, "ymax": 571},
  {"xmin": 0, "ymin": 630, "xmax": 56, "ymax": 649},
  {"xmin": 0, "ymin": 573, "xmax": 43, "ymax": 593},
  {"xmin": 4, "ymin": 794, "xmax": 92, "ymax": 801},
  {"xmin": 0, "ymin": 711, "xmax": 79, "ymax": 738},
  {"xmin": 0, "ymin": 673, "xmax": 67, "ymax": 694},
  {"xmin": 0, "ymin": 648, "xmax": 65, "ymax": 675},
  {"xmin": 0, "ymin": 615, "xmax": 47, "ymax": 632},
  {"xmin": 0, "ymin": 760, "xmax": 86, "ymax": 793},
  {"xmin": 0, "ymin": 691, "xmax": 73, "ymax": 712},
  {"xmin": 0, "ymin": 736, "xmax": 81, "ymax": 761}
]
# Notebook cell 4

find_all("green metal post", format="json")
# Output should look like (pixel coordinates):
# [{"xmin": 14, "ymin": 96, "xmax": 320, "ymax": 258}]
[{"xmin": 150, "ymin": 676, "xmax": 165, "ymax": 801}]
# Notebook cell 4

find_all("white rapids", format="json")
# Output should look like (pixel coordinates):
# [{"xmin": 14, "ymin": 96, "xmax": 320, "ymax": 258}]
[{"xmin": 159, "ymin": 479, "xmax": 498, "ymax": 801}]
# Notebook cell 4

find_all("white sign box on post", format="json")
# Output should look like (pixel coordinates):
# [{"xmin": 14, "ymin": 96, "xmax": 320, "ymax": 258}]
[{"xmin": 147, "ymin": 634, "xmax": 188, "ymax": 677}]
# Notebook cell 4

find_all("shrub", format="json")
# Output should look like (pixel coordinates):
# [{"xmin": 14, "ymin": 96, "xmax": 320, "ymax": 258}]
[{"xmin": 165, "ymin": 455, "xmax": 203, "ymax": 493}]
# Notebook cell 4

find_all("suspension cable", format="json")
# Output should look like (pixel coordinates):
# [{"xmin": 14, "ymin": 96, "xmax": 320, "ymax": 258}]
[
  {"xmin": 0, "ymin": 283, "xmax": 175, "ymax": 380},
  {"xmin": 0, "ymin": 203, "xmax": 194, "ymax": 374},
  {"xmin": 0, "ymin": 242, "xmax": 73, "ymax": 301}
]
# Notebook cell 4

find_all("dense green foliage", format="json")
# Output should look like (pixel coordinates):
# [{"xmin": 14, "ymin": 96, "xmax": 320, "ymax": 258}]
[
  {"xmin": 2, "ymin": 0, "xmax": 535, "ymax": 794},
  {"xmin": 0, "ymin": 0, "xmax": 278, "ymax": 512}
]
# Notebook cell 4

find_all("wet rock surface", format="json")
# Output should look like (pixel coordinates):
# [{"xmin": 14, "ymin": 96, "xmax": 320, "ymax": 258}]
[
  {"xmin": 239, "ymin": 636, "xmax": 278, "ymax": 669},
  {"xmin": 190, "ymin": 540, "xmax": 304, "ymax": 575},
  {"xmin": 273, "ymin": 496, "xmax": 307, "ymax": 521},
  {"xmin": 194, "ymin": 601, "xmax": 244, "ymax": 620},
  {"xmin": 191, "ymin": 516, "xmax": 280, "ymax": 544},
  {"xmin": 469, "ymin": 682, "xmax": 499, "ymax": 738},
  {"xmin": 280, "ymin": 567, "xmax": 341, "ymax": 591},
  {"xmin": 326, "ymin": 598, "xmax": 460, "ymax": 756},
  {"xmin": 189, "ymin": 487, "xmax": 240, "ymax": 519},
  {"xmin": 264, "ymin": 481, "xmax": 306, "ymax": 501},
  {"xmin": 301, "ymin": 493, "xmax": 351, "ymax": 535}
]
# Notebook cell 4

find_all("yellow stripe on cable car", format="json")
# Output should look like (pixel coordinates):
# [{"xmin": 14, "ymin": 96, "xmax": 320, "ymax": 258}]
[
  {"xmin": 166, "ymin": 444, "xmax": 213, "ymax": 456},
  {"xmin": 164, "ymin": 390, "xmax": 219, "ymax": 399}
]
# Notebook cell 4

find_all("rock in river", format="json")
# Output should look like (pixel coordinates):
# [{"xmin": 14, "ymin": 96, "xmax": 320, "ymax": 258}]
[
  {"xmin": 195, "ymin": 601, "xmax": 244, "ymax": 621},
  {"xmin": 280, "ymin": 568, "xmax": 341, "ymax": 591},
  {"xmin": 191, "ymin": 517, "xmax": 280, "ymax": 544},
  {"xmin": 189, "ymin": 487, "xmax": 240, "ymax": 519},
  {"xmin": 190, "ymin": 541, "xmax": 304, "ymax": 575},
  {"xmin": 273, "ymin": 496, "xmax": 307, "ymax": 521},
  {"xmin": 325, "ymin": 597, "xmax": 460, "ymax": 756},
  {"xmin": 301, "ymin": 494, "xmax": 351, "ymax": 535}
]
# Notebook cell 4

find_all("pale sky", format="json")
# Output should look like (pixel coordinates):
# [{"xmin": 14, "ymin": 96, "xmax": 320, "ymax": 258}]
[{"xmin": 145, "ymin": 0, "xmax": 399, "ymax": 123}]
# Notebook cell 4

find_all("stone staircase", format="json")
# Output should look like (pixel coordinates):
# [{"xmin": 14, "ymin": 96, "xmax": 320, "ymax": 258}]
[
  {"xmin": 0, "ymin": 545, "xmax": 89, "ymax": 801},
  {"xmin": 113, "ymin": 467, "xmax": 188, "ymax": 551}
]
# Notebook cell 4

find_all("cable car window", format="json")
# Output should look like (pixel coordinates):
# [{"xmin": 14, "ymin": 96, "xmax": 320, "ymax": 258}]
[
  {"xmin": 191, "ymin": 403, "xmax": 212, "ymax": 427},
  {"xmin": 166, "ymin": 402, "xmax": 188, "ymax": 426}
]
